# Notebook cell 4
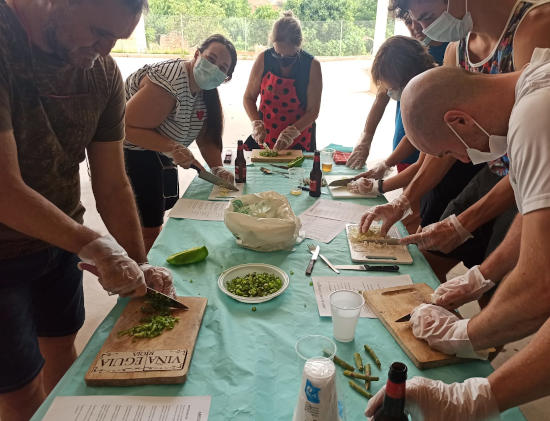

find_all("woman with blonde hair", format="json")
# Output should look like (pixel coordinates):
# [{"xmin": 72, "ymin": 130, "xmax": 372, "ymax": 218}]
[{"xmin": 243, "ymin": 11, "xmax": 322, "ymax": 151}]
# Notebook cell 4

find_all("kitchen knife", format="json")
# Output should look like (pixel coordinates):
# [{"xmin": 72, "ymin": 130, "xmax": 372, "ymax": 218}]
[
  {"xmin": 395, "ymin": 313, "xmax": 411, "ymax": 323},
  {"xmin": 309, "ymin": 249, "xmax": 340, "ymax": 274},
  {"xmin": 191, "ymin": 164, "xmax": 239, "ymax": 191},
  {"xmin": 334, "ymin": 264, "xmax": 400, "ymax": 272},
  {"xmin": 327, "ymin": 177, "xmax": 356, "ymax": 187},
  {"xmin": 79, "ymin": 263, "xmax": 188, "ymax": 309},
  {"xmin": 306, "ymin": 245, "xmax": 320, "ymax": 276}
]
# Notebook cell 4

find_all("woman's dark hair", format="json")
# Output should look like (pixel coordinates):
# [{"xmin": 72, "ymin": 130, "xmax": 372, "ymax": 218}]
[
  {"xmin": 371, "ymin": 35, "xmax": 437, "ymax": 89},
  {"xmin": 197, "ymin": 34, "xmax": 238, "ymax": 150}
]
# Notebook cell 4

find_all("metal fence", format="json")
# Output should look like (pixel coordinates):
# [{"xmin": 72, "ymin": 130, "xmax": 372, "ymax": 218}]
[{"xmin": 113, "ymin": 15, "xmax": 394, "ymax": 57}]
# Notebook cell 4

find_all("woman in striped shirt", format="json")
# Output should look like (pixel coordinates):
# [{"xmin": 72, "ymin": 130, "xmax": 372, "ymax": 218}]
[{"xmin": 124, "ymin": 34, "xmax": 237, "ymax": 251}]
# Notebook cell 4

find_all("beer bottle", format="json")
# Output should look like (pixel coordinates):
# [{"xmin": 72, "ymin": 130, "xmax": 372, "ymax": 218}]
[
  {"xmin": 373, "ymin": 362, "xmax": 408, "ymax": 421},
  {"xmin": 235, "ymin": 140, "xmax": 246, "ymax": 183},
  {"xmin": 309, "ymin": 150, "xmax": 322, "ymax": 197}
]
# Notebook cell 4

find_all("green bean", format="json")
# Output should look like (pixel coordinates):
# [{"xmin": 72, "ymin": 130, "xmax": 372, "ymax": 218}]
[
  {"xmin": 226, "ymin": 272, "xmax": 283, "ymax": 297},
  {"xmin": 364, "ymin": 344, "xmax": 381, "ymax": 369},
  {"xmin": 118, "ymin": 315, "xmax": 179, "ymax": 339},
  {"xmin": 343, "ymin": 370, "xmax": 379, "ymax": 381},
  {"xmin": 354, "ymin": 352, "xmax": 364, "ymax": 371},
  {"xmin": 349, "ymin": 380, "xmax": 373, "ymax": 399},
  {"xmin": 364, "ymin": 363, "xmax": 372, "ymax": 391},
  {"xmin": 323, "ymin": 351, "xmax": 354, "ymax": 371}
]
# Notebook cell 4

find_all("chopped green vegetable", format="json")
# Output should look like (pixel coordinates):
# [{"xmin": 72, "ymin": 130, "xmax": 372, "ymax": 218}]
[
  {"xmin": 226, "ymin": 272, "xmax": 283, "ymax": 297},
  {"xmin": 349, "ymin": 380, "xmax": 373, "ymax": 399},
  {"xmin": 189, "ymin": 280, "xmax": 193, "ymax": 283},
  {"xmin": 309, "ymin": 281, "xmax": 313, "ymax": 286},
  {"xmin": 365, "ymin": 363, "xmax": 372, "ymax": 391},
  {"xmin": 259, "ymin": 149, "xmax": 279, "ymax": 157},
  {"xmin": 166, "ymin": 245, "xmax": 208, "ymax": 265},
  {"xmin": 252, "ymin": 306, "xmax": 257, "ymax": 312},
  {"xmin": 290, "ymin": 270, "xmax": 294, "ymax": 275},
  {"xmin": 118, "ymin": 314, "xmax": 179, "ymax": 339},
  {"xmin": 354, "ymin": 352, "xmax": 364, "ymax": 371},
  {"xmin": 325, "ymin": 351, "xmax": 354, "ymax": 371},
  {"xmin": 343, "ymin": 370, "xmax": 379, "ymax": 381},
  {"xmin": 363, "ymin": 344, "xmax": 381, "ymax": 369}
]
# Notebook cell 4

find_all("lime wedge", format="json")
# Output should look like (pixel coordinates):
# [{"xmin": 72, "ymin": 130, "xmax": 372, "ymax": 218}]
[{"xmin": 166, "ymin": 246, "xmax": 208, "ymax": 265}]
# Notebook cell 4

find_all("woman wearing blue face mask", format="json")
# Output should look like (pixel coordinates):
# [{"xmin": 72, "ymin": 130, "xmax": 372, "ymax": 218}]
[
  {"xmin": 243, "ymin": 11, "xmax": 322, "ymax": 152},
  {"xmin": 123, "ymin": 34, "xmax": 237, "ymax": 251}
]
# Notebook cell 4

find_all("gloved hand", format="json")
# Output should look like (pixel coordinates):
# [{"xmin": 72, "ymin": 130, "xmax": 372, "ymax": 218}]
[
  {"xmin": 410, "ymin": 303, "xmax": 488, "ymax": 359},
  {"xmin": 211, "ymin": 166, "xmax": 235, "ymax": 184},
  {"xmin": 360, "ymin": 194, "xmax": 411, "ymax": 236},
  {"xmin": 365, "ymin": 377, "xmax": 500, "ymax": 421},
  {"xmin": 354, "ymin": 160, "xmax": 392, "ymax": 180},
  {"xmin": 347, "ymin": 178, "xmax": 379, "ymax": 195},
  {"xmin": 168, "ymin": 143, "xmax": 195, "ymax": 169},
  {"xmin": 274, "ymin": 125, "xmax": 301, "ymax": 151},
  {"xmin": 140, "ymin": 264, "xmax": 176, "ymax": 298},
  {"xmin": 432, "ymin": 266, "xmax": 495, "ymax": 310},
  {"xmin": 400, "ymin": 214, "xmax": 473, "ymax": 253},
  {"xmin": 78, "ymin": 235, "xmax": 146, "ymax": 297},
  {"xmin": 251, "ymin": 119, "xmax": 266, "ymax": 145},
  {"xmin": 346, "ymin": 131, "xmax": 373, "ymax": 169}
]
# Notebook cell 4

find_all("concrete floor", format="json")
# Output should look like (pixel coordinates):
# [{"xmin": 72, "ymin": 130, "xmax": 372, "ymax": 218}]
[{"xmin": 72, "ymin": 57, "xmax": 549, "ymax": 420}]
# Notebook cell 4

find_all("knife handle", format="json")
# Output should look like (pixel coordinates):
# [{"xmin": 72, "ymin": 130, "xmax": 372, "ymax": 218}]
[
  {"xmin": 367, "ymin": 265, "xmax": 400, "ymax": 272},
  {"xmin": 190, "ymin": 164, "xmax": 200, "ymax": 173},
  {"xmin": 305, "ymin": 259, "xmax": 316, "ymax": 276}
]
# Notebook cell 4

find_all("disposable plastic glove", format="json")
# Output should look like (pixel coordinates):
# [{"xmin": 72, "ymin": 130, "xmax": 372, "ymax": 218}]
[
  {"xmin": 211, "ymin": 166, "xmax": 235, "ymax": 184},
  {"xmin": 400, "ymin": 214, "xmax": 473, "ymax": 253},
  {"xmin": 168, "ymin": 143, "xmax": 195, "ymax": 169},
  {"xmin": 355, "ymin": 161, "xmax": 392, "ymax": 180},
  {"xmin": 78, "ymin": 235, "xmax": 146, "ymax": 297},
  {"xmin": 251, "ymin": 119, "xmax": 266, "ymax": 145},
  {"xmin": 347, "ymin": 178, "xmax": 379, "ymax": 195},
  {"xmin": 140, "ymin": 264, "xmax": 176, "ymax": 298},
  {"xmin": 346, "ymin": 131, "xmax": 373, "ymax": 169},
  {"xmin": 365, "ymin": 377, "xmax": 500, "ymax": 421},
  {"xmin": 432, "ymin": 265, "xmax": 495, "ymax": 310},
  {"xmin": 274, "ymin": 125, "xmax": 301, "ymax": 151},
  {"xmin": 360, "ymin": 194, "xmax": 412, "ymax": 236},
  {"xmin": 410, "ymin": 303, "xmax": 488, "ymax": 359}
]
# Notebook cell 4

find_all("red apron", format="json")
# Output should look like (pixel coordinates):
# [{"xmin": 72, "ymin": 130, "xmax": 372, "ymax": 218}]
[{"xmin": 259, "ymin": 71, "xmax": 313, "ymax": 150}]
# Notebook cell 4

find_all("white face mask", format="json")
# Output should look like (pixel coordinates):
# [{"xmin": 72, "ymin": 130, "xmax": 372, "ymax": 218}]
[
  {"xmin": 423, "ymin": 0, "xmax": 473, "ymax": 42},
  {"xmin": 387, "ymin": 88, "xmax": 402, "ymax": 101},
  {"xmin": 446, "ymin": 118, "xmax": 507, "ymax": 165},
  {"xmin": 421, "ymin": 36, "xmax": 432, "ymax": 47},
  {"xmin": 192, "ymin": 55, "xmax": 227, "ymax": 90}
]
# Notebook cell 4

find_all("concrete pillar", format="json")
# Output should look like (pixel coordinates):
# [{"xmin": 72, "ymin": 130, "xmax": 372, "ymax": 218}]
[
  {"xmin": 394, "ymin": 18, "xmax": 409, "ymax": 36},
  {"xmin": 135, "ymin": 14, "xmax": 147, "ymax": 53},
  {"xmin": 372, "ymin": 0, "xmax": 389, "ymax": 55}
]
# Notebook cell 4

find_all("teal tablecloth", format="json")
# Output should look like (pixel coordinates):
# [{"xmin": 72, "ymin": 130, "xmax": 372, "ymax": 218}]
[{"xmin": 32, "ymin": 163, "xmax": 525, "ymax": 421}]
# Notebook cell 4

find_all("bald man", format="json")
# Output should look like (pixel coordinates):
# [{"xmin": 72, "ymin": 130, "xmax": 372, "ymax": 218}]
[{"xmin": 365, "ymin": 48, "xmax": 550, "ymax": 420}]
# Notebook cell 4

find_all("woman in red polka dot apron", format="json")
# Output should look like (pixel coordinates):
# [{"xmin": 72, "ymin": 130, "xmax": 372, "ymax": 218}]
[{"xmin": 244, "ymin": 11, "xmax": 322, "ymax": 152}]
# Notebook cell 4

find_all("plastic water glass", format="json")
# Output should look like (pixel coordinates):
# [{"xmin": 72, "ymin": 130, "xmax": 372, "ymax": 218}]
[
  {"xmin": 295, "ymin": 334, "xmax": 337, "ymax": 362},
  {"xmin": 289, "ymin": 167, "xmax": 305, "ymax": 196},
  {"xmin": 321, "ymin": 148, "xmax": 335, "ymax": 172},
  {"xmin": 329, "ymin": 290, "xmax": 364, "ymax": 342}
]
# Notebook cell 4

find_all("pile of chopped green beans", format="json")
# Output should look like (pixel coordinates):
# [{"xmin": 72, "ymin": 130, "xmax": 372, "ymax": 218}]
[
  {"xmin": 259, "ymin": 149, "xmax": 279, "ymax": 157},
  {"xmin": 118, "ymin": 290, "xmax": 179, "ymax": 339},
  {"xmin": 226, "ymin": 272, "xmax": 282, "ymax": 297}
]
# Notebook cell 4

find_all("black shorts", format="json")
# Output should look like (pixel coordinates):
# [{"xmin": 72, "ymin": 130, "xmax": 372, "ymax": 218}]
[
  {"xmin": 125, "ymin": 149, "xmax": 179, "ymax": 228},
  {"xmin": 420, "ymin": 160, "xmax": 483, "ymax": 227},
  {"xmin": 0, "ymin": 247, "xmax": 84, "ymax": 393},
  {"xmin": 435, "ymin": 166, "xmax": 518, "ymax": 267}
]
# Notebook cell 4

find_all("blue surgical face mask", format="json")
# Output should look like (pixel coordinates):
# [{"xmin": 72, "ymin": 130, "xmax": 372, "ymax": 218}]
[
  {"xmin": 446, "ymin": 118, "xmax": 507, "ymax": 165},
  {"xmin": 387, "ymin": 88, "xmax": 402, "ymax": 101},
  {"xmin": 422, "ymin": 0, "xmax": 473, "ymax": 42},
  {"xmin": 193, "ymin": 56, "xmax": 227, "ymax": 90}
]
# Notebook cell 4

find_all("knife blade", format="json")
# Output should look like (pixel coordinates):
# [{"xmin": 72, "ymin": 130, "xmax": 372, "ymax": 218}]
[
  {"xmin": 191, "ymin": 164, "xmax": 239, "ymax": 191},
  {"xmin": 334, "ymin": 264, "xmax": 400, "ymax": 272},
  {"xmin": 395, "ymin": 313, "xmax": 411, "ymax": 322},
  {"xmin": 309, "ymin": 249, "xmax": 340, "ymax": 274},
  {"xmin": 327, "ymin": 177, "xmax": 355, "ymax": 187},
  {"xmin": 306, "ymin": 245, "xmax": 320, "ymax": 276}
]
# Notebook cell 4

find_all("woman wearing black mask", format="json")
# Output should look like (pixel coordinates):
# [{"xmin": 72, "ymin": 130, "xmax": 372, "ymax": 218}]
[{"xmin": 243, "ymin": 11, "xmax": 322, "ymax": 152}]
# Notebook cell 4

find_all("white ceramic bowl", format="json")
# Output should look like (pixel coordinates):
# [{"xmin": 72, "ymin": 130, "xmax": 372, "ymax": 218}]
[{"xmin": 218, "ymin": 263, "xmax": 289, "ymax": 303}]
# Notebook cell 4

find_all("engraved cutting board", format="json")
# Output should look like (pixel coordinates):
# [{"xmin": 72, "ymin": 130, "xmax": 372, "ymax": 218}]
[
  {"xmin": 250, "ymin": 149, "xmax": 303, "ymax": 162},
  {"xmin": 85, "ymin": 296, "xmax": 207, "ymax": 386},
  {"xmin": 346, "ymin": 224, "xmax": 413, "ymax": 264},
  {"xmin": 363, "ymin": 284, "xmax": 467, "ymax": 369}
]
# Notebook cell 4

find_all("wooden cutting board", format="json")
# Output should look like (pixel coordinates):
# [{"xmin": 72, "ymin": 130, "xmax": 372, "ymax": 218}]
[
  {"xmin": 346, "ymin": 224, "xmax": 413, "ymax": 265},
  {"xmin": 85, "ymin": 296, "xmax": 207, "ymax": 386},
  {"xmin": 363, "ymin": 284, "xmax": 467, "ymax": 369},
  {"xmin": 250, "ymin": 149, "xmax": 303, "ymax": 162}
]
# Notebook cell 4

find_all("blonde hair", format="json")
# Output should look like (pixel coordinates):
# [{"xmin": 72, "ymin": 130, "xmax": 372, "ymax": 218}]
[{"xmin": 270, "ymin": 10, "xmax": 302, "ymax": 47}]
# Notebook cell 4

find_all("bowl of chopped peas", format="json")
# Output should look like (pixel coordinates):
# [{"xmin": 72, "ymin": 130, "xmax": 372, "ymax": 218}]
[{"xmin": 218, "ymin": 263, "xmax": 289, "ymax": 303}]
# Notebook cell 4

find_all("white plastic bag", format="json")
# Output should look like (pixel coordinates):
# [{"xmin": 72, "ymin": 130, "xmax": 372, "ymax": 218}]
[{"xmin": 224, "ymin": 191, "xmax": 301, "ymax": 252}]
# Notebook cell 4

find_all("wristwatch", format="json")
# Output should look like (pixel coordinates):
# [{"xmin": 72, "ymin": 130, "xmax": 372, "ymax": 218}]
[{"xmin": 378, "ymin": 179, "xmax": 385, "ymax": 194}]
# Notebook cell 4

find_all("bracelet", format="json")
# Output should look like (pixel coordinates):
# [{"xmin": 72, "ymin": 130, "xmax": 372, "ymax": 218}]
[{"xmin": 378, "ymin": 179, "xmax": 384, "ymax": 194}]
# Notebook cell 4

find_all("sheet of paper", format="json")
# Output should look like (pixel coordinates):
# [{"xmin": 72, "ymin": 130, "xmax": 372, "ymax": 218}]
[
  {"xmin": 42, "ymin": 395, "xmax": 211, "ymax": 421},
  {"xmin": 302, "ymin": 199, "xmax": 371, "ymax": 224},
  {"xmin": 299, "ymin": 214, "xmax": 347, "ymax": 243},
  {"xmin": 169, "ymin": 198, "xmax": 229, "ymax": 221},
  {"xmin": 313, "ymin": 275, "xmax": 413, "ymax": 318},
  {"xmin": 208, "ymin": 183, "xmax": 245, "ymax": 201}
]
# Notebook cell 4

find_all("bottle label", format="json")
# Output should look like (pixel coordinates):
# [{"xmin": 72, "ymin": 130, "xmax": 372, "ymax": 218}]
[
  {"xmin": 385, "ymin": 381, "xmax": 405, "ymax": 399},
  {"xmin": 235, "ymin": 166, "xmax": 246, "ymax": 181},
  {"xmin": 310, "ymin": 180, "xmax": 318, "ymax": 192}
]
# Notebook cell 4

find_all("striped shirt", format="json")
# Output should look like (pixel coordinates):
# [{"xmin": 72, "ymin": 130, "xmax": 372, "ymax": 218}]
[{"xmin": 124, "ymin": 59, "xmax": 207, "ymax": 151}]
